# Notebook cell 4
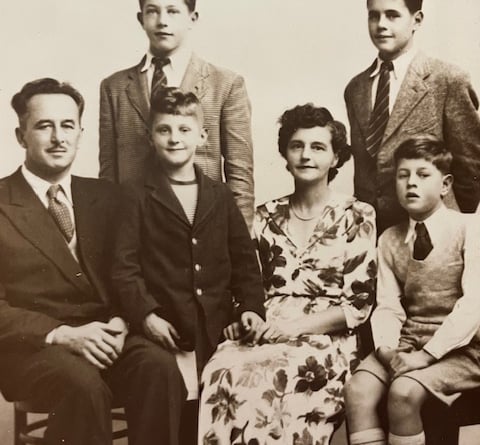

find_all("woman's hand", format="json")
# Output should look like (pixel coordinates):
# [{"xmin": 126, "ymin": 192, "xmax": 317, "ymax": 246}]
[
  {"xmin": 224, "ymin": 311, "xmax": 265, "ymax": 344},
  {"xmin": 257, "ymin": 320, "xmax": 301, "ymax": 344}
]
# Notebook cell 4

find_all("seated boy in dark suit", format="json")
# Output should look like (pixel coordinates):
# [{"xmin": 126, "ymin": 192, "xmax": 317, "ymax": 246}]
[{"xmin": 111, "ymin": 88, "xmax": 265, "ymax": 445}]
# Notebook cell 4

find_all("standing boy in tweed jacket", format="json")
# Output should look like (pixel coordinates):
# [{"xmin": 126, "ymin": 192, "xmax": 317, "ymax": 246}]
[
  {"xmin": 345, "ymin": 0, "xmax": 480, "ymax": 233},
  {"xmin": 99, "ymin": 0, "xmax": 255, "ymax": 229}
]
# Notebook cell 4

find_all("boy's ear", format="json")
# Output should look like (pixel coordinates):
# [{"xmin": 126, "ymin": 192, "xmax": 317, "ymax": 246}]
[
  {"xmin": 440, "ymin": 174, "xmax": 453, "ymax": 197},
  {"xmin": 199, "ymin": 127, "xmax": 208, "ymax": 145},
  {"xmin": 189, "ymin": 11, "xmax": 199, "ymax": 27},
  {"xmin": 137, "ymin": 11, "xmax": 144, "ymax": 27},
  {"xmin": 412, "ymin": 10, "xmax": 424, "ymax": 31}
]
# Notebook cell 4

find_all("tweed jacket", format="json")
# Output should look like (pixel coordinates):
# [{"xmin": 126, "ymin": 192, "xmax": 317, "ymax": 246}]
[
  {"xmin": 0, "ymin": 169, "xmax": 120, "ymax": 352},
  {"xmin": 111, "ymin": 163, "xmax": 265, "ymax": 354},
  {"xmin": 99, "ymin": 53, "xmax": 254, "ymax": 228},
  {"xmin": 345, "ymin": 51, "xmax": 480, "ymax": 231}
]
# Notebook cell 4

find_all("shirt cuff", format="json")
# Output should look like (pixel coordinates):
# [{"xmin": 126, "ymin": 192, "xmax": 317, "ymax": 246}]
[
  {"xmin": 45, "ymin": 328, "xmax": 58, "ymax": 344},
  {"xmin": 422, "ymin": 340, "xmax": 445, "ymax": 360}
]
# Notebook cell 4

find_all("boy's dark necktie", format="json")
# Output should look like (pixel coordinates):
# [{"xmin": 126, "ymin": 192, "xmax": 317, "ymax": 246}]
[
  {"xmin": 47, "ymin": 184, "xmax": 74, "ymax": 242},
  {"xmin": 413, "ymin": 222, "xmax": 433, "ymax": 260},
  {"xmin": 366, "ymin": 60, "xmax": 394, "ymax": 158},
  {"xmin": 151, "ymin": 57, "xmax": 170, "ymax": 102}
]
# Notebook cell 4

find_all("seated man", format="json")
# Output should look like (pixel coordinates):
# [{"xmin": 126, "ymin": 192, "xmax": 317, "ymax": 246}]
[{"xmin": 0, "ymin": 78, "xmax": 171, "ymax": 445}]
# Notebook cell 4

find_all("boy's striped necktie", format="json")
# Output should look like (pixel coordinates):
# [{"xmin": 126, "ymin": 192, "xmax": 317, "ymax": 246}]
[
  {"xmin": 151, "ymin": 57, "xmax": 170, "ymax": 102},
  {"xmin": 366, "ymin": 60, "xmax": 394, "ymax": 158}
]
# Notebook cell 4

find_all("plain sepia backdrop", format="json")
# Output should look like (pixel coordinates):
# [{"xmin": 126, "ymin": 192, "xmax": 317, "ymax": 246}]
[{"xmin": 0, "ymin": 1, "xmax": 480, "ymax": 443}]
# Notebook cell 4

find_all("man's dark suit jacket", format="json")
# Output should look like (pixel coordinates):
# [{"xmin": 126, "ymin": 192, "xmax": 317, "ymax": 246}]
[
  {"xmin": 112, "ymin": 164, "xmax": 265, "ymax": 358},
  {"xmin": 345, "ymin": 52, "xmax": 480, "ymax": 231},
  {"xmin": 0, "ymin": 169, "xmax": 119, "ymax": 353}
]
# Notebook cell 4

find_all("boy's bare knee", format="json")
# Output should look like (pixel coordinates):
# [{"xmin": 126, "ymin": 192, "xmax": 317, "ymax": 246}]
[
  {"xmin": 388, "ymin": 377, "xmax": 426, "ymax": 412},
  {"xmin": 344, "ymin": 372, "xmax": 381, "ymax": 411}
]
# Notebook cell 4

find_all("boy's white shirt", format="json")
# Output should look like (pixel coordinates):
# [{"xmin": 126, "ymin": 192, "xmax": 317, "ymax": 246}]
[
  {"xmin": 175, "ymin": 350, "xmax": 198, "ymax": 400},
  {"xmin": 370, "ymin": 45, "xmax": 418, "ymax": 113},
  {"xmin": 372, "ymin": 205, "xmax": 480, "ymax": 359},
  {"xmin": 142, "ymin": 44, "xmax": 193, "ymax": 91}
]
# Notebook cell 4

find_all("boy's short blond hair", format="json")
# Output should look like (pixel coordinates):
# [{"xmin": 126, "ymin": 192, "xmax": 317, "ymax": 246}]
[{"xmin": 150, "ymin": 87, "xmax": 204, "ymax": 126}]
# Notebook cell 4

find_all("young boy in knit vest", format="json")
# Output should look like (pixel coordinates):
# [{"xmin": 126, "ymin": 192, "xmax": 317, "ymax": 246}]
[
  {"xmin": 343, "ymin": 135, "xmax": 480, "ymax": 445},
  {"xmin": 111, "ymin": 88, "xmax": 265, "ymax": 445}
]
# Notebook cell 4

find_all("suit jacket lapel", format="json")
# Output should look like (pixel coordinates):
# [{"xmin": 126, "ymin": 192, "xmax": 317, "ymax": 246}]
[
  {"xmin": 146, "ymin": 164, "xmax": 190, "ymax": 225},
  {"xmin": 180, "ymin": 53, "xmax": 209, "ymax": 100},
  {"xmin": 193, "ymin": 167, "xmax": 217, "ymax": 229},
  {"xmin": 352, "ymin": 62, "xmax": 376, "ymax": 138},
  {"xmin": 0, "ymin": 170, "xmax": 92, "ymax": 295},
  {"xmin": 126, "ymin": 57, "xmax": 150, "ymax": 126},
  {"xmin": 383, "ymin": 52, "xmax": 430, "ymax": 143},
  {"xmin": 72, "ymin": 177, "xmax": 108, "ymax": 299}
]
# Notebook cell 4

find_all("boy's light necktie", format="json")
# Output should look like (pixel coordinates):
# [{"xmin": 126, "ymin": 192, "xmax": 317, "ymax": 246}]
[
  {"xmin": 413, "ymin": 222, "xmax": 433, "ymax": 260},
  {"xmin": 366, "ymin": 60, "xmax": 394, "ymax": 158},
  {"xmin": 47, "ymin": 184, "xmax": 74, "ymax": 242}
]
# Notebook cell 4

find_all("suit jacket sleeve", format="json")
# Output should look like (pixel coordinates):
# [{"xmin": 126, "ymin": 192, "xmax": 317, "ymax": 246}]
[
  {"xmin": 220, "ymin": 75, "xmax": 255, "ymax": 231},
  {"xmin": 0, "ymin": 282, "xmax": 63, "ymax": 349},
  {"xmin": 111, "ymin": 185, "xmax": 162, "ymax": 329},
  {"xmin": 226, "ymin": 188, "xmax": 265, "ymax": 320},
  {"xmin": 444, "ymin": 69, "xmax": 480, "ymax": 212},
  {"xmin": 99, "ymin": 79, "xmax": 117, "ymax": 182}
]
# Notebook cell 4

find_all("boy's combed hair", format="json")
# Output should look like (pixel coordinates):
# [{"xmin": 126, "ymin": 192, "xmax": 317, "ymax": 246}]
[
  {"xmin": 139, "ymin": 0, "xmax": 196, "ymax": 12},
  {"xmin": 11, "ymin": 78, "xmax": 85, "ymax": 123},
  {"xmin": 367, "ymin": 0, "xmax": 422, "ymax": 13},
  {"xmin": 394, "ymin": 135, "xmax": 453, "ymax": 175},
  {"xmin": 150, "ymin": 87, "xmax": 203, "ymax": 124},
  {"xmin": 278, "ymin": 103, "xmax": 351, "ymax": 182},
  {"xmin": 404, "ymin": 0, "xmax": 423, "ymax": 13}
]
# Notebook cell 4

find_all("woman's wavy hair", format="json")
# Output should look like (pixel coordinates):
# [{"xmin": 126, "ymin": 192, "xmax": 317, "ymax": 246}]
[{"xmin": 278, "ymin": 103, "xmax": 351, "ymax": 182}]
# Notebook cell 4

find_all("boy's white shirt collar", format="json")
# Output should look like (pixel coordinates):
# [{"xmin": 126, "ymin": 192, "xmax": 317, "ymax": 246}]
[
  {"xmin": 404, "ymin": 203, "xmax": 448, "ymax": 245},
  {"xmin": 21, "ymin": 164, "xmax": 73, "ymax": 206},
  {"xmin": 370, "ymin": 45, "xmax": 418, "ymax": 81},
  {"xmin": 141, "ymin": 44, "xmax": 192, "ymax": 78}
]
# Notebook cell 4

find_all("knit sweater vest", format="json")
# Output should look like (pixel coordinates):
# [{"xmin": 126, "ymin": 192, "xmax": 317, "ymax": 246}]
[{"xmin": 381, "ymin": 212, "xmax": 466, "ymax": 341}]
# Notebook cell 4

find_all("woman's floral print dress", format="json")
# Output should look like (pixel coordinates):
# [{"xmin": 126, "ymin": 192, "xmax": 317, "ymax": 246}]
[{"xmin": 199, "ymin": 193, "xmax": 377, "ymax": 445}]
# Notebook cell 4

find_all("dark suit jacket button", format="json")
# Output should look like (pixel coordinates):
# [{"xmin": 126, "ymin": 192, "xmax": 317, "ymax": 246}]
[{"xmin": 75, "ymin": 272, "xmax": 83, "ymax": 277}]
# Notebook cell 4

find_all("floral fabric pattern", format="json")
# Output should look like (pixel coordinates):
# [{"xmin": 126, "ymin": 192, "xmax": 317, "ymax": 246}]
[{"xmin": 199, "ymin": 193, "xmax": 376, "ymax": 445}]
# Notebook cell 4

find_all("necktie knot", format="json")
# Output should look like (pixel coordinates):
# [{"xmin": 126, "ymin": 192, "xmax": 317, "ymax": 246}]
[
  {"xmin": 152, "ymin": 57, "xmax": 170, "ymax": 69},
  {"xmin": 380, "ymin": 60, "xmax": 394, "ymax": 73},
  {"xmin": 47, "ymin": 184, "xmax": 62, "ymax": 200},
  {"xmin": 415, "ymin": 222, "xmax": 427, "ymax": 237}
]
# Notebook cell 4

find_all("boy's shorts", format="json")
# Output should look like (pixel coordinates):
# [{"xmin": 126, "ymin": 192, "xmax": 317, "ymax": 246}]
[{"xmin": 354, "ymin": 343, "xmax": 480, "ymax": 405}]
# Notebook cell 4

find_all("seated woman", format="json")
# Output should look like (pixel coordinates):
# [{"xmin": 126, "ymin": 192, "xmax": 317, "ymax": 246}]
[{"xmin": 198, "ymin": 104, "xmax": 377, "ymax": 445}]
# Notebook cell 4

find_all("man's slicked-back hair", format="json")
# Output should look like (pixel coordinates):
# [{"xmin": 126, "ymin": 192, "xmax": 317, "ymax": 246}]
[
  {"xmin": 394, "ymin": 135, "xmax": 452, "ymax": 175},
  {"xmin": 150, "ymin": 87, "xmax": 203, "ymax": 125},
  {"xmin": 139, "ymin": 0, "xmax": 196, "ymax": 12},
  {"xmin": 11, "ymin": 78, "xmax": 85, "ymax": 124}
]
